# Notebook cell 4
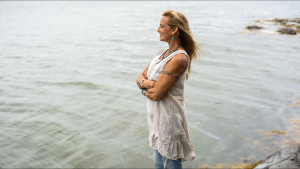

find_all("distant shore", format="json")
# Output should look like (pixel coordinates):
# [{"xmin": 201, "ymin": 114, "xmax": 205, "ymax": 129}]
[{"xmin": 246, "ymin": 17, "xmax": 300, "ymax": 35}]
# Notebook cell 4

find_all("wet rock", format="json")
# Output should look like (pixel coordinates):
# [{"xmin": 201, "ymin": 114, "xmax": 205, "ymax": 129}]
[
  {"xmin": 246, "ymin": 25, "xmax": 264, "ymax": 30},
  {"xmin": 277, "ymin": 28, "xmax": 297, "ymax": 35},
  {"xmin": 245, "ymin": 17, "xmax": 300, "ymax": 35},
  {"xmin": 291, "ymin": 18, "xmax": 300, "ymax": 24},
  {"xmin": 274, "ymin": 18, "xmax": 289, "ymax": 25},
  {"xmin": 253, "ymin": 143, "xmax": 300, "ymax": 169}
]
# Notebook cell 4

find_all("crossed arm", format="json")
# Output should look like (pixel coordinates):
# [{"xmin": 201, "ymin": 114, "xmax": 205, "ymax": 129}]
[{"xmin": 136, "ymin": 53, "xmax": 189, "ymax": 101}]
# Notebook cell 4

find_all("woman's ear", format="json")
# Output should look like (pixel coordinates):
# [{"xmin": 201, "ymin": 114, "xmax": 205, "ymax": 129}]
[{"xmin": 172, "ymin": 27, "xmax": 179, "ymax": 34}]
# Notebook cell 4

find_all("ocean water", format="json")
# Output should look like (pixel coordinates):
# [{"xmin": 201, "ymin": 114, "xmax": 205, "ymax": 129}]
[{"xmin": 0, "ymin": 1, "xmax": 300, "ymax": 168}]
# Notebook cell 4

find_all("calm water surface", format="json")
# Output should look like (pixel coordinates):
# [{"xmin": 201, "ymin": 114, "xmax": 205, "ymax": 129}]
[{"xmin": 1, "ymin": 1, "xmax": 300, "ymax": 168}]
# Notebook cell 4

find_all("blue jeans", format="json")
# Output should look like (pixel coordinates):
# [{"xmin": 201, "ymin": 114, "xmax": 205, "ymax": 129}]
[{"xmin": 153, "ymin": 149, "xmax": 182, "ymax": 169}]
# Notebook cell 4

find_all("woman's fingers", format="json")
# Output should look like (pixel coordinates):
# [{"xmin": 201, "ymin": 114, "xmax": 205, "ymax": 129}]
[
  {"xmin": 146, "ymin": 80, "xmax": 156, "ymax": 88},
  {"xmin": 143, "ymin": 80, "xmax": 153, "ymax": 89}
]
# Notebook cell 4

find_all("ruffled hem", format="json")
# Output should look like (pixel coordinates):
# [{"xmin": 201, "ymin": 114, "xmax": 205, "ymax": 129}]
[{"xmin": 150, "ymin": 134, "xmax": 196, "ymax": 162}]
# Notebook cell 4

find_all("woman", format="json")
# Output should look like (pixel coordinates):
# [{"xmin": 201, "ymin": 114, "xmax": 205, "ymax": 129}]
[{"xmin": 136, "ymin": 10, "xmax": 200, "ymax": 169}]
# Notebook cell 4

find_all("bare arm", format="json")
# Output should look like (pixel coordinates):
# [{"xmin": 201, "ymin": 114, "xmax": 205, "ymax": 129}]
[
  {"xmin": 136, "ymin": 49, "xmax": 165, "ymax": 89},
  {"xmin": 136, "ymin": 63, "xmax": 149, "ymax": 89},
  {"xmin": 136, "ymin": 63, "xmax": 156, "ymax": 89},
  {"xmin": 144, "ymin": 53, "xmax": 188, "ymax": 101}
]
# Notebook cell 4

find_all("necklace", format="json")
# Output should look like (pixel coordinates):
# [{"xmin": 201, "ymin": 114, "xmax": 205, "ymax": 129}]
[{"xmin": 161, "ymin": 44, "xmax": 181, "ymax": 60}]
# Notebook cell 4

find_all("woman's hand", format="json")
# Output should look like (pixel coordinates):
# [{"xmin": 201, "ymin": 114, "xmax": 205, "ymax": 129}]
[{"xmin": 142, "ymin": 80, "xmax": 156, "ymax": 89}]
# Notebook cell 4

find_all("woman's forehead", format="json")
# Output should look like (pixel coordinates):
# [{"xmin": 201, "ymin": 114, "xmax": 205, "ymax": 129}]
[{"xmin": 160, "ymin": 16, "xmax": 170, "ymax": 24}]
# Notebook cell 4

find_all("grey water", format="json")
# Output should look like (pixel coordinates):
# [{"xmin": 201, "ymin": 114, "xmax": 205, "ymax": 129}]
[{"xmin": 1, "ymin": 1, "xmax": 300, "ymax": 168}]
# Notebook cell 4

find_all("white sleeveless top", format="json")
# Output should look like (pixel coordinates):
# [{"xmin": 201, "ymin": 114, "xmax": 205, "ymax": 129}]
[{"xmin": 146, "ymin": 49, "xmax": 196, "ymax": 162}]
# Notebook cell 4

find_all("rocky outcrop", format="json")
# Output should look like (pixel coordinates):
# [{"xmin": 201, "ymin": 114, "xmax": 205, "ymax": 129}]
[
  {"xmin": 197, "ymin": 144, "xmax": 300, "ymax": 169},
  {"xmin": 246, "ymin": 25, "xmax": 264, "ymax": 30},
  {"xmin": 270, "ymin": 18, "xmax": 300, "ymax": 25},
  {"xmin": 253, "ymin": 143, "xmax": 300, "ymax": 169},
  {"xmin": 277, "ymin": 28, "xmax": 297, "ymax": 35},
  {"xmin": 273, "ymin": 18, "xmax": 289, "ymax": 25},
  {"xmin": 245, "ymin": 17, "xmax": 300, "ymax": 35},
  {"xmin": 291, "ymin": 18, "xmax": 300, "ymax": 24}
]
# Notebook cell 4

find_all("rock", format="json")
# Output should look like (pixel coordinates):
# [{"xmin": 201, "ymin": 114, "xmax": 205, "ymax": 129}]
[
  {"xmin": 253, "ymin": 143, "xmax": 300, "ymax": 169},
  {"xmin": 277, "ymin": 28, "xmax": 297, "ymax": 35},
  {"xmin": 246, "ymin": 25, "xmax": 264, "ymax": 30},
  {"xmin": 245, "ymin": 18, "xmax": 300, "ymax": 36},
  {"xmin": 274, "ymin": 18, "xmax": 289, "ymax": 25},
  {"xmin": 291, "ymin": 18, "xmax": 300, "ymax": 24}
]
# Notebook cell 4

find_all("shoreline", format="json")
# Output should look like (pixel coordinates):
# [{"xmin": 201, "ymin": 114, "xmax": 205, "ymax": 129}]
[{"xmin": 252, "ymin": 143, "xmax": 300, "ymax": 169}]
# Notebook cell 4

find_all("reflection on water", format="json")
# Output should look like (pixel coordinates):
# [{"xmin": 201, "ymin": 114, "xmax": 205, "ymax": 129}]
[{"xmin": 0, "ymin": 1, "xmax": 300, "ymax": 168}]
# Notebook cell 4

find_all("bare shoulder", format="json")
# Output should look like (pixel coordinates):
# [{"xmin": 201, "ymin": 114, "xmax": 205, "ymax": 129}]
[
  {"xmin": 172, "ymin": 53, "xmax": 188, "ymax": 63},
  {"xmin": 168, "ymin": 53, "xmax": 189, "ymax": 70}
]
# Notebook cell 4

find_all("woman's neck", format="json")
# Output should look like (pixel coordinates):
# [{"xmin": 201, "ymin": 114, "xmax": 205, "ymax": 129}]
[{"xmin": 167, "ymin": 39, "xmax": 181, "ymax": 51}]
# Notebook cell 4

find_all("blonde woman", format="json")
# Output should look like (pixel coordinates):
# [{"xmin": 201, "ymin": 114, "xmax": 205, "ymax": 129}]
[{"xmin": 136, "ymin": 10, "xmax": 200, "ymax": 169}]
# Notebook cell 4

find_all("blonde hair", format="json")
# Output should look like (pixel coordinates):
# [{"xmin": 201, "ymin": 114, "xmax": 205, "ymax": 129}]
[{"xmin": 162, "ymin": 10, "xmax": 201, "ymax": 78}]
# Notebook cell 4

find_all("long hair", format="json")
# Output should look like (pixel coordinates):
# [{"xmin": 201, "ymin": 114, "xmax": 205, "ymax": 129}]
[{"xmin": 162, "ymin": 10, "xmax": 201, "ymax": 79}]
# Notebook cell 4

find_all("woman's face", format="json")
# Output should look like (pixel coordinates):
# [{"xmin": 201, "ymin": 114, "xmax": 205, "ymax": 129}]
[{"xmin": 157, "ymin": 16, "xmax": 172, "ymax": 42}]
